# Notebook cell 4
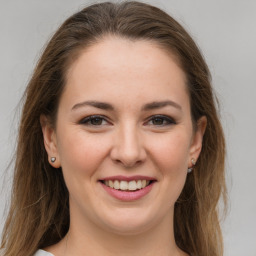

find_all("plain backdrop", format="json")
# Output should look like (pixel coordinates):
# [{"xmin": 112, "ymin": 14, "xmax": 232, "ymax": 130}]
[{"xmin": 0, "ymin": 0, "xmax": 255, "ymax": 255}]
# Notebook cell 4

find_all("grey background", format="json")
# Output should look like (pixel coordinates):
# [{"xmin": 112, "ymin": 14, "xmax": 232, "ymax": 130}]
[{"xmin": 0, "ymin": 0, "xmax": 255, "ymax": 255}]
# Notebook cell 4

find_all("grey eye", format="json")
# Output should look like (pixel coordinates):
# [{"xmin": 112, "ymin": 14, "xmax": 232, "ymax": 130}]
[
  {"xmin": 152, "ymin": 117, "xmax": 165, "ymax": 125},
  {"xmin": 147, "ymin": 115, "xmax": 175, "ymax": 126},
  {"xmin": 90, "ymin": 117, "xmax": 104, "ymax": 125},
  {"xmin": 80, "ymin": 115, "xmax": 108, "ymax": 126}
]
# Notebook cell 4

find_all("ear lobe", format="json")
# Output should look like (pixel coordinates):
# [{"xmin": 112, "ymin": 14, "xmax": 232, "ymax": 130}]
[
  {"xmin": 189, "ymin": 116, "xmax": 207, "ymax": 163},
  {"xmin": 40, "ymin": 115, "xmax": 61, "ymax": 168}
]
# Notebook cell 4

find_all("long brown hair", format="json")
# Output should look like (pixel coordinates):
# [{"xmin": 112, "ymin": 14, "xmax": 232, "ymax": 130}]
[{"xmin": 1, "ymin": 2, "xmax": 227, "ymax": 256}]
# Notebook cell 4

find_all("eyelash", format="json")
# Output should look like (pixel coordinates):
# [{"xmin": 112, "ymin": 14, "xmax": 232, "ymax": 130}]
[
  {"xmin": 145, "ymin": 115, "xmax": 176, "ymax": 126},
  {"xmin": 79, "ymin": 115, "xmax": 176, "ymax": 127},
  {"xmin": 79, "ymin": 115, "xmax": 109, "ymax": 126}
]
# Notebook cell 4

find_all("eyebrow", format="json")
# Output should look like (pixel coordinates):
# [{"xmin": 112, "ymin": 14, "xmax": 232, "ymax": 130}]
[
  {"xmin": 71, "ymin": 100, "xmax": 181, "ymax": 111},
  {"xmin": 141, "ymin": 100, "xmax": 182, "ymax": 111},
  {"xmin": 72, "ymin": 101, "xmax": 114, "ymax": 111}
]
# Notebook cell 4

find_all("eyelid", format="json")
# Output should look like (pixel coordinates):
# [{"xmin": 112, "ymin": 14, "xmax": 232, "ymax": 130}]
[
  {"xmin": 79, "ymin": 115, "xmax": 111, "ymax": 126},
  {"xmin": 144, "ymin": 114, "xmax": 176, "ymax": 126},
  {"xmin": 78, "ymin": 114, "xmax": 176, "ymax": 127}
]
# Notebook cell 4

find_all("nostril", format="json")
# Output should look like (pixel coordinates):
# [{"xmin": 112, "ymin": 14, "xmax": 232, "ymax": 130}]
[
  {"xmin": 110, "ymin": 138, "xmax": 147, "ymax": 167},
  {"xmin": 115, "ymin": 159, "xmax": 143, "ymax": 168}
]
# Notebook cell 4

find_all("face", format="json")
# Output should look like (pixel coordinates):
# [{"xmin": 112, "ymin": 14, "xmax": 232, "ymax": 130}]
[{"xmin": 42, "ymin": 37, "xmax": 205, "ymax": 235}]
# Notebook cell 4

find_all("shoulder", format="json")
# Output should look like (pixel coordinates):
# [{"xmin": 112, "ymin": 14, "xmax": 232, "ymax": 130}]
[{"xmin": 34, "ymin": 249, "xmax": 55, "ymax": 256}]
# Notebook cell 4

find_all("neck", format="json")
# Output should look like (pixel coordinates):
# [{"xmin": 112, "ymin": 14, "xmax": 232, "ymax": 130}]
[
  {"xmin": 71, "ymin": 223, "xmax": 173, "ymax": 255},
  {"xmin": 46, "ymin": 209, "xmax": 187, "ymax": 256}
]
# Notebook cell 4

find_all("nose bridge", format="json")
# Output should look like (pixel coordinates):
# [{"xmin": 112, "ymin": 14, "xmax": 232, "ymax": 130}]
[{"xmin": 111, "ymin": 120, "xmax": 146, "ymax": 167}]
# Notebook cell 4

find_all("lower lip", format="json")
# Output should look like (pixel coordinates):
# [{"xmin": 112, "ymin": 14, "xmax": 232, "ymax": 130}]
[{"xmin": 100, "ymin": 182, "xmax": 154, "ymax": 201}]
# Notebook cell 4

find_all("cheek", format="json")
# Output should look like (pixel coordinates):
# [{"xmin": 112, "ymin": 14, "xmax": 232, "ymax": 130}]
[
  {"xmin": 151, "ymin": 132, "xmax": 191, "ymax": 204},
  {"xmin": 148, "ymin": 131, "xmax": 191, "ymax": 172},
  {"xmin": 57, "ymin": 129, "xmax": 109, "ymax": 177}
]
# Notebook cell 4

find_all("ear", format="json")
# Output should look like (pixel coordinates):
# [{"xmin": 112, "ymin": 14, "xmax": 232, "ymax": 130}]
[
  {"xmin": 188, "ymin": 116, "xmax": 207, "ymax": 167},
  {"xmin": 40, "ymin": 115, "xmax": 61, "ymax": 168}
]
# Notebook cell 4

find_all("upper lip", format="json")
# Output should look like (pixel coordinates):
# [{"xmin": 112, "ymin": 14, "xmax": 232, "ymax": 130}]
[{"xmin": 100, "ymin": 175, "xmax": 157, "ymax": 182}]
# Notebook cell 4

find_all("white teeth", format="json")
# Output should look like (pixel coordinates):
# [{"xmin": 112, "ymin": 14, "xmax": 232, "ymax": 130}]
[
  {"xmin": 128, "ymin": 181, "xmax": 137, "ymax": 190},
  {"xmin": 104, "ymin": 179, "xmax": 151, "ymax": 191},
  {"xmin": 120, "ymin": 181, "xmax": 128, "ymax": 190},
  {"xmin": 136, "ymin": 180, "xmax": 142, "ymax": 189},
  {"xmin": 109, "ymin": 180, "xmax": 114, "ymax": 188},
  {"xmin": 113, "ymin": 180, "xmax": 120, "ymax": 190}
]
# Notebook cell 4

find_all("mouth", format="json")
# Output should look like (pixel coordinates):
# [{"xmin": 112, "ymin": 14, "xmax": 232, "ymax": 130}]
[
  {"xmin": 100, "ymin": 179, "xmax": 154, "ymax": 191},
  {"xmin": 99, "ymin": 175, "xmax": 157, "ymax": 201}
]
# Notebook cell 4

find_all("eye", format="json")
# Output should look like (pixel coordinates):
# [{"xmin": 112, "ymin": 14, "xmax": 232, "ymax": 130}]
[
  {"xmin": 79, "ymin": 115, "xmax": 109, "ymax": 126},
  {"xmin": 146, "ymin": 115, "xmax": 176, "ymax": 126}
]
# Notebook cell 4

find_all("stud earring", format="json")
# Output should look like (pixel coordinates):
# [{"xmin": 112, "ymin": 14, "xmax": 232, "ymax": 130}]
[
  {"xmin": 187, "ymin": 158, "xmax": 196, "ymax": 173},
  {"xmin": 187, "ymin": 167, "xmax": 193, "ymax": 173},
  {"xmin": 51, "ymin": 157, "xmax": 56, "ymax": 163}
]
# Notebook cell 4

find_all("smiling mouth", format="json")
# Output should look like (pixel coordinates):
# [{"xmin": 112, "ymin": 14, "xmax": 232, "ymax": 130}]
[{"xmin": 100, "ymin": 179, "xmax": 154, "ymax": 191}]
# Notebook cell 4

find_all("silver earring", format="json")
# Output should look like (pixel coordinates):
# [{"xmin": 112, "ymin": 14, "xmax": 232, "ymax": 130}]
[
  {"xmin": 187, "ymin": 158, "xmax": 196, "ymax": 173},
  {"xmin": 51, "ymin": 157, "xmax": 56, "ymax": 163}
]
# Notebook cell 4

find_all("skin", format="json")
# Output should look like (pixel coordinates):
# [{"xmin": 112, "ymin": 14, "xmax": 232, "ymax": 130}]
[{"xmin": 41, "ymin": 37, "xmax": 206, "ymax": 256}]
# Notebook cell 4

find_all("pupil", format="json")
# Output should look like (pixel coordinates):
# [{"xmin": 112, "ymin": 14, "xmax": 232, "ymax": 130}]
[
  {"xmin": 91, "ymin": 118, "xmax": 102, "ymax": 125},
  {"xmin": 153, "ymin": 118, "xmax": 163, "ymax": 125}
]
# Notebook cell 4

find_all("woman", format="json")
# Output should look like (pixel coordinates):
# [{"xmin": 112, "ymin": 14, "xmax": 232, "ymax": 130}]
[{"xmin": 0, "ymin": 1, "xmax": 227, "ymax": 256}]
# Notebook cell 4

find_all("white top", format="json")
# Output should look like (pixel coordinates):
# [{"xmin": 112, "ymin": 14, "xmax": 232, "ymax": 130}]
[{"xmin": 34, "ymin": 249, "xmax": 54, "ymax": 256}]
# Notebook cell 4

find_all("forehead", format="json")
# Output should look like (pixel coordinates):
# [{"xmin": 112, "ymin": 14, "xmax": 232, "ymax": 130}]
[
  {"xmin": 67, "ymin": 37, "xmax": 185, "ymax": 80},
  {"xmin": 62, "ymin": 37, "xmax": 189, "ymax": 110}
]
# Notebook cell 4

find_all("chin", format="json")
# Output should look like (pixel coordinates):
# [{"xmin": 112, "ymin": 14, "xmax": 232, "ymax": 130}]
[{"xmin": 95, "ymin": 207, "xmax": 164, "ymax": 236}]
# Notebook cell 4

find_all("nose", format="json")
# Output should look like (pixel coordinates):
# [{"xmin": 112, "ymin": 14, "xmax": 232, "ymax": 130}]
[{"xmin": 110, "ymin": 124, "xmax": 147, "ymax": 168}]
